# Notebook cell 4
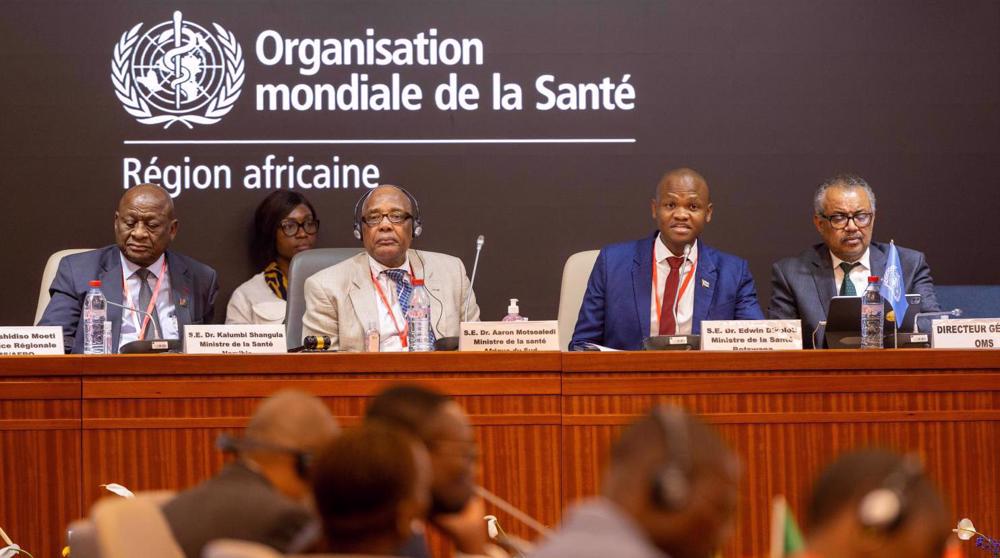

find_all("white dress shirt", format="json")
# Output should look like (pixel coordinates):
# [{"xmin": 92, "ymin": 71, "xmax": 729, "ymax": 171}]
[
  {"xmin": 649, "ymin": 235, "xmax": 698, "ymax": 336},
  {"xmin": 118, "ymin": 252, "xmax": 179, "ymax": 350},
  {"xmin": 368, "ymin": 255, "xmax": 412, "ymax": 352},
  {"xmin": 831, "ymin": 247, "xmax": 872, "ymax": 297}
]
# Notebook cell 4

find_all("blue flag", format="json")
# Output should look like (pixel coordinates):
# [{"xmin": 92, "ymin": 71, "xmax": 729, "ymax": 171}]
[{"xmin": 880, "ymin": 241, "xmax": 908, "ymax": 327}]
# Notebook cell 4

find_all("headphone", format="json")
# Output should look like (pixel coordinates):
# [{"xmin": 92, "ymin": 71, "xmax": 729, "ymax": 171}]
[
  {"xmin": 650, "ymin": 406, "xmax": 693, "ymax": 511},
  {"xmin": 352, "ymin": 186, "xmax": 423, "ymax": 240},
  {"xmin": 856, "ymin": 455, "xmax": 923, "ymax": 533},
  {"xmin": 216, "ymin": 433, "xmax": 313, "ymax": 479}
]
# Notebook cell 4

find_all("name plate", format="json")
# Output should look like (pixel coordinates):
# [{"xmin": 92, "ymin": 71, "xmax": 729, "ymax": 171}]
[
  {"xmin": 184, "ymin": 324, "xmax": 287, "ymax": 354},
  {"xmin": 701, "ymin": 320, "xmax": 803, "ymax": 351},
  {"xmin": 459, "ymin": 320, "xmax": 559, "ymax": 352},
  {"xmin": 0, "ymin": 326, "xmax": 63, "ymax": 355},
  {"xmin": 931, "ymin": 318, "xmax": 1000, "ymax": 349}
]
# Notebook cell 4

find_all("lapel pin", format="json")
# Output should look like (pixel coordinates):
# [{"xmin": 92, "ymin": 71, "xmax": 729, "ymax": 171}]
[
  {"xmin": 701, "ymin": 279, "xmax": 711, "ymax": 288},
  {"xmin": 178, "ymin": 297, "xmax": 188, "ymax": 307}
]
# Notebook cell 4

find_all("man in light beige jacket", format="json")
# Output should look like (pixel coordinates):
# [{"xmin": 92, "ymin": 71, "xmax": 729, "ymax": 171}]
[{"xmin": 302, "ymin": 185, "xmax": 480, "ymax": 351}]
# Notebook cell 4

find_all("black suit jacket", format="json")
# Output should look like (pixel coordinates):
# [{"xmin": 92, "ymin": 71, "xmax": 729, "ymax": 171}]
[
  {"xmin": 162, "ymin": 461, "xmax": 317, "ymax": 558},
  {"xmin": 38, "ymin": 245, "xmax": 218, "ymax": 353},
  {"xmin": 768, "ymin": 242, "xmax": 940, "ymax": 348}
]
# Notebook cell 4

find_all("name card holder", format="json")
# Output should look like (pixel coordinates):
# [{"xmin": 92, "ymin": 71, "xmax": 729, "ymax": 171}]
[
  {"xmin": 0, "ymin": 326, "xmax": 63, "ymax": 355},
  {"xmin": 184, "ymin": 324, "xmax": 288, "ymax": 354},
  {"xmin": 931, "ymin": 318, "xmax": 1000, "ymax": 349},
  {"xmin": 459, "ymin": 321, "xmax": 559, "ymax": 352},
  {"xmin": 700, "ymin": 320, "xmax": 803, "ymax": 351}
]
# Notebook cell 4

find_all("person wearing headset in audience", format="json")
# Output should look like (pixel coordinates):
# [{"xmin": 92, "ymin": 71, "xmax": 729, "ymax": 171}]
[
  {"xmin": 531, "ymin": 406, "xmax": 741, "ymax": 558},
  {"xmin": 301, "ymin": 184, "xmax": 480, "ymax": 351},
  {"xmin": 162, "ymin": 389, "xmax": 341, "ymax": 558},
  {"xmin": 226, "ymin": 191, "xmax": 320, "ymax": 324},
  {"xmin": 794, "ymin": 450, "xmax": 951, "ymax": 558}
]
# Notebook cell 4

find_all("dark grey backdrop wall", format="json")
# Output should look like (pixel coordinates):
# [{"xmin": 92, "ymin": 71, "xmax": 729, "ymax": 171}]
[{"xmin": 2, "ymin": 1, "xmax": 998, "ymax": 325}]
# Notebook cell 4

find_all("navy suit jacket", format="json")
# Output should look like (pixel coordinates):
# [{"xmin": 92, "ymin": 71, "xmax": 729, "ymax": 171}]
[
  {"xmin": 38, "ymin": 245, "xmax": 219, "ymax": 353},
  {"xmin": 768, "ymin": 242, "xmax": 940, "ymax": 348},
  {"xmin": 571, "ymin": 233, "xmax": 764, "ymax": 350}
]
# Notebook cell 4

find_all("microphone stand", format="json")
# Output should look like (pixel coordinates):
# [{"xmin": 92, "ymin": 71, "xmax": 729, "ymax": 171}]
[
  {"xmin": 105, "ymin": 300, "xmax": 162, "ymax": 339},
  {"xmin": 464, "ymin": 235, "xmax": 485, "ymax": 321}
]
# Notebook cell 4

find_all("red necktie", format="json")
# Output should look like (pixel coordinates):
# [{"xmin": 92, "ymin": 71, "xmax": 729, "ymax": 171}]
[{"xmin": 658, "ymin": 256, "xmax": 686, "ymax": 335}]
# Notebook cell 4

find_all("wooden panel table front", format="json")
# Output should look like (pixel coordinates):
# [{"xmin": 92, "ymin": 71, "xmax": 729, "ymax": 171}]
[{"xmin": 1, "ymin": 349, "xmax": 998, "ymax": 558}]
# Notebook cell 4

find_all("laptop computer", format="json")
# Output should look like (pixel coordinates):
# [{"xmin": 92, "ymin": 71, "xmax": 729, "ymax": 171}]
[{"xmin": 824, "ymin": 294, "xmax": 923, "ymax": 349}]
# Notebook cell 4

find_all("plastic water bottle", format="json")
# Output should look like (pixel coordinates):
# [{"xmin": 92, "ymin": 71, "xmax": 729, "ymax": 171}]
[
  {"xmin": 406, "ymin": 279, "xmax": 434, "ymax": 352},
  {"xmin": 860, "ymin": 276, "xmax": 884, "ymax": 350},
  {"xmin": 502, "ymin": 298, "xmax": 523, "ymax": 322},
  {"xmin": 83, "ymin": 280, "xmax": 108, "ymax": 354}
]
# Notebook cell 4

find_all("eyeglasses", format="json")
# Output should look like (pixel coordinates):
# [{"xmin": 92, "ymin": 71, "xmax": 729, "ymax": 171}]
[
  {"xmin": 279, "ymin": 219, "xmax": 320, "ymax": 237},
  {"xmin": 362, "ymin": 211, "xmax": 412, "ymax": 227},
  {"xmin": 818, "ymin": 211, "xmax": 874, "ymax": 229}
]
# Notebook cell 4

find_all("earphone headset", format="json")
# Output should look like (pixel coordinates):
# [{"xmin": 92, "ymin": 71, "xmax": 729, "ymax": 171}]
[
  {"xmin": 651, "ymin": 406, "xmax": 693, "ymax": 511},
  {"xmin": 216, "ymin": 433, "xmax": 313, "ymax": 479},
  {"xmin": 856, "ymin": 455, "xmax": 923, "ymax": 533},
  {"xmin": 352, "ymin": 186, "xmax": 423, "ymax": 240}
]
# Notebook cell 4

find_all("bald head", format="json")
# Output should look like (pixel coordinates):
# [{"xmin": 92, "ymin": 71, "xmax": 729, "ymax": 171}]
[
  {"xmin": 114, "ymin": 183, "xmax": 178, "ymax": 267},
  {"xmin": 245, "ymin": 389, "xmax": 340, "ymax": 454},
  {"xmin": 654, "ymin": 168, "xmax": 710, "ymax": 202},
  {"xmin": 650, "ymin": 168, "xmax": 714, "ymax": 255}
]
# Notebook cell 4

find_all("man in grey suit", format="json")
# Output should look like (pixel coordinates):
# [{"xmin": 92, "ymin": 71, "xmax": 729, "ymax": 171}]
[
  {"xmin": 163, "ymin": 389, "xmax": 340, "ymax": 558},
  {"xmin": 302, "ymin": 185, "xmax": 480, "ymax": 351},
  {"xmin": 38, "ymin": 184, "xmax": 218, "ymax": 353},
  {"xmin": 769, "ymin": 174, "xmax": 940, "ymax": 347}
]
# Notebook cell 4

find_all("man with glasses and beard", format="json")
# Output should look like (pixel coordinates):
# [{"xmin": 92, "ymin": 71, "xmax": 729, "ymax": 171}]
[
  {"xmin": 301, "ymin": 185, "xmax": 480, "ymax": 351},
  {"xmin": 768, "ymin": 174, "xmax": 940, "ymax": 348}
]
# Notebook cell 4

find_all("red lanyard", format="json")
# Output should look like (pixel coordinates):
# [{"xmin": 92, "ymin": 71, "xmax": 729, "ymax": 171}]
[
  {"xmin": 121, "ymin": 259, "xmax": 167, "ymax": 341},
  {"xmin": 652, "ymin": 250, "xmax": 697, "ymax": 323},
  {"xmin": 369, "ymin": 264, "xmax": 416, "ymax": 348}
]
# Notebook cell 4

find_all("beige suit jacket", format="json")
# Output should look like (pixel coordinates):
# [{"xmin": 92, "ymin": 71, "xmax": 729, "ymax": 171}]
[{"xmin": 301, "ymin": 250, "xmax": 481, "ymax": 351}]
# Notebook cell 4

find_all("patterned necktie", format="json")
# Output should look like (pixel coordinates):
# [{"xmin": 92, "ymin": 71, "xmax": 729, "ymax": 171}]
[
  {"xmin": 839, "ymin": 262, "xmax": 860, "ymax": 296},
  {"xmin": 382, "ymin": 269, "xmax": 413, "ymax": 315},
  {"xmin": 135, "ymin": 268, "xmax": 163, "ymax": 340},
  {"xmin": 658, "ymin": 256, "xmax": 686, "ymax": 335}
]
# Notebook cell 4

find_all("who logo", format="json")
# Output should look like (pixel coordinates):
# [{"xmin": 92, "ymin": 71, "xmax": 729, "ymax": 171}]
[{"xmin": 112, "ymin": 11, "xmax": 244, "ymax": 129}]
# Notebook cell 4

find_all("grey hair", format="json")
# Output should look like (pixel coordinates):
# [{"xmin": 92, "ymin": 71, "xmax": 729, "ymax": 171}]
[{"xmin": 813, "ymin": 174, "xmax": 876, "ymax": 215}]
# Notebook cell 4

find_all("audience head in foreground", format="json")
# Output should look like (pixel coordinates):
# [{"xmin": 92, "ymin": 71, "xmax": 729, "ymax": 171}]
[
  {"xmin": 533, "ymin": 405, "xmax": 740, "ymax": 558},
  {"xmin": 365, "ymin": 384, "xmax": 490, "ymax": 557},
  {"xmin": 162, "ymin": 389, "xmax": 340, "ymax": 558},
  {"xmin": 312, "ymin": 422, "xmax": 432, "ymax": 556},
  {"xmin": 799, "ymin": 449, "xmax": 950, "ymax": 558}
]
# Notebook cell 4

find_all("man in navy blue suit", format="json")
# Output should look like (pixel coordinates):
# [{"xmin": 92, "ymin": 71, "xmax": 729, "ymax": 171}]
[
  {"xmin": 571, "ymin": 168, "xmax": 763, "ymax": 350},
  {"xmin": 39, "ymin": 183, "xmax": 218, "ymax": 353}
]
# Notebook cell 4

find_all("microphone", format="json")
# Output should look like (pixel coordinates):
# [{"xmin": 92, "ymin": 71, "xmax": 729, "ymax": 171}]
[
  {"xmin": 105, "ymin": 299, "xmax": 161, "ymax": 339},
  {"xmin": 0, "ymin": 526, "xmax": 29, "ymax": 558},
  {"xmin": 464, "ymin": 234, "xmax": 485, "ymax": 322},
  {"xmin": 914, "ymin": 308, "xmax": 963, "ymax": 334},
  {"xmin": 483, "ymin": 514, "xmax": 530, "ymax": 558},
  {"xmin": 474, "ymin": 485, "xmax": 551, "ymax": 537},
  {"xmin": 811, "ymin": 320, "xmax": 827, "ymax": 350},
  {"xmin": 671, "ymin": 243, "xmax": 692, "ymax": 330}
]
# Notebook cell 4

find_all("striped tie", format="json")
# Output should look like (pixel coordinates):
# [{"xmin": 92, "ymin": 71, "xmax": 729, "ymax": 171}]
[{"xmin": 382, "ymin": 269, "xmax": 412, "ymax": 314}]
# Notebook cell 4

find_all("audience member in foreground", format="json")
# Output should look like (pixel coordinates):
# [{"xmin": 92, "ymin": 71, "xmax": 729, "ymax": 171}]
[
  {"xmin": 226, "ymin": 190, "xmax": 320, "ymax": 324},
  {"xmin": 366, "ymin": 384, "xmax": 499, "ymax": 558},
  {"xmin": 39, "ymin": 183, "xmax": 218, "ymax": 352},
  {"xmin": 795, "ymin": 449, "xmax": 951, "ymax": 558},
  {"xmin": 530, "ymin": 406, "xmax": 740, "ymax": 558},
  {"xmin": 571, "ymin": 168, "xmax": 763, "ymax": 350},
  {"xmin": 312, "ymin": 422, "xmax": 432, "ymax": 556},
  {"xmin": 162, "ymin": 389, "xmax": 340, "ymax": 558}
]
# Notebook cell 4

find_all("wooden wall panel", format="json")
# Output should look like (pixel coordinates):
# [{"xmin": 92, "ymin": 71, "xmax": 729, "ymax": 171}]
[{"xmin": 0, "ymin": 378, "xmax": 81, "ymax": 558}]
